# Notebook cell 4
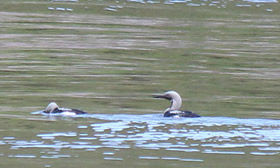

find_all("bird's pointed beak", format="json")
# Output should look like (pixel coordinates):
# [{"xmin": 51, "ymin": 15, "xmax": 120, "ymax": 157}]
[{"xmin": 153, "ymin": 94, "xmax": 172, "ymax": 101}]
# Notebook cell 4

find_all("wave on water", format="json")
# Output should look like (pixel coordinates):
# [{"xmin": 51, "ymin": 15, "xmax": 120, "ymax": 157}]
[
  {"xmin": 5, "ymin": 112, "xmax": 280, "ymax": 161},
  {"xmin": 243, "ymin": 0, "xmax": 278, "ymax": 3}
]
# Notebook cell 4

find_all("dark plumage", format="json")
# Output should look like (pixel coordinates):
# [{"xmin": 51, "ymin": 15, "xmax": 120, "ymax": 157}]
[
  {"xmin": 43, "ymin": 102, "xmax": 87, "ymax": 115},
  {"xmin": 153, "ymin": 91, "xmax": 200, "ymax": 118},
  {"xmin": 164, "ymin": 110, "xmax": 200, "ymax": 118}
]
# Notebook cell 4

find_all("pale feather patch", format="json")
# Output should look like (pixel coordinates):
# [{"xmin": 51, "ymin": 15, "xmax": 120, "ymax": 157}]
[
  {"xmin": 169, "ymin": 110, "xmax": 181, "ymax": 114},
  {"xmin": 60, "ymin": 112, "xmax": 76, "ymax": 116}
]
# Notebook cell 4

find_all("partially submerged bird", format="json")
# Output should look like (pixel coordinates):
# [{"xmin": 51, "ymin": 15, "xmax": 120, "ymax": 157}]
[
  {"xmin": 43, "ymin": 102, "xmax": 87, "ymax": 116},
  {"xmin": 153, "ymin": 91, "xmax": 200, "ymax": 118}
]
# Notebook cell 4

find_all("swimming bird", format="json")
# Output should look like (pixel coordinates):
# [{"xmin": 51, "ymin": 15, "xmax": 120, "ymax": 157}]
[
  {"xmin": 43, "ymin": 102, "xmax": 87, "ymax": 116},
  {"xmin": 153, "ymin": 91, "xmax": 200, "ymax": 118}
]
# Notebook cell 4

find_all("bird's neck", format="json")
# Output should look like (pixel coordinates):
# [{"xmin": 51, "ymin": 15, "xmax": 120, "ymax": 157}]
[{"xmin": 169, "ymin": 98, "xmax": 182, "ymax": 111}]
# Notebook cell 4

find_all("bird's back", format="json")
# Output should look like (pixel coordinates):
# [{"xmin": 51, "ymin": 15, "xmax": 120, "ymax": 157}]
[
  {"xmin": 164, "ymin": 110, "xmax": 200, "ymax": 118},
  {"xmin": 45, "ymin": 108, "xmax": 87, "ymax": 115}
]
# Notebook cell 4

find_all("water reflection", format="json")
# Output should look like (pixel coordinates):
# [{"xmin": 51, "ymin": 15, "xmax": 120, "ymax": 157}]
[
  {"xmin": 1, "ymin": 0, "xmax": 280, "ymax": 167},
  {"xmin": 2, "ymin": 113, "xmax": 280, "ymax": 165}
]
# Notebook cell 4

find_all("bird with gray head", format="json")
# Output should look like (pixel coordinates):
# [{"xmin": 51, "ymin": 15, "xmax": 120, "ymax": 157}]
[
  {"xmin": 44, "ymin": 102, "xmax": 87, "ymax": 116},
  {"xmin": 153, "ymin": 91, "xmax": 200, "ymax": 117}
]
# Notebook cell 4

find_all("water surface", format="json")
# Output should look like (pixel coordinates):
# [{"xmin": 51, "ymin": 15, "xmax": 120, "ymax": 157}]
[{"xmin": 0, "ymin": 0, "xmax": 280, "ymax": 167}]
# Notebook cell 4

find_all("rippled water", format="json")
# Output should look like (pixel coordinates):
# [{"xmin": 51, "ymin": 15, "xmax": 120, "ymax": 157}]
[
  {"xmin": 2, "ymin": 114, "xmax": 280, "ymax": 167},
  {"xmin": 1, "ymin": 0, "xmax": 280, "ymax": 167}
]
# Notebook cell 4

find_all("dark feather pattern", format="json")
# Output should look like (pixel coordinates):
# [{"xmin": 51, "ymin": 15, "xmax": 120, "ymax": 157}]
[
  {"xmin": 44, "ymin": 108, "xmax": 87, "ymax": 115},
  {"xmin": 164, "ymin": 110, "xmax": 200, "ymax": 118}
]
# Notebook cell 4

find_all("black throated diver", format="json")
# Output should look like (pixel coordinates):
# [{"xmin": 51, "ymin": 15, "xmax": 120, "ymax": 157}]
[
  {"xmin": 153, "ymin": 91, "xmax": 200, "ymax": 118},
  {"xmin": 43, "ymin": 102, "xmax": 87, "ymax": 116}
]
